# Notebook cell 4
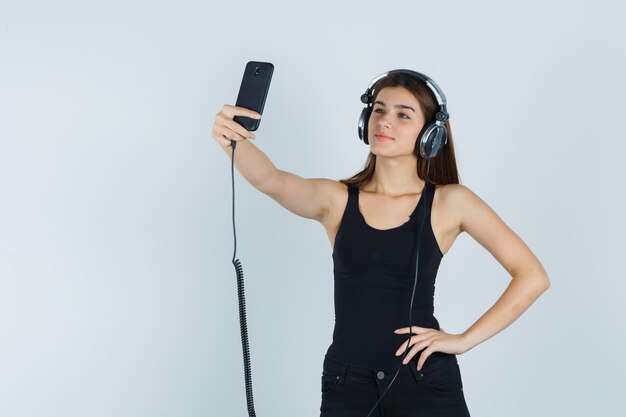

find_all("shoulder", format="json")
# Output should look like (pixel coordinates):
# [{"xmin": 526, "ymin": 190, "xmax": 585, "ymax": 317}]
[
  {"xmin": 436, "ymin": 182, "xmax": 473, "ymax": 201},
  {"xmin": 316, "ymin": 178, "xmax": 351, "ymax": 196},
  {"xmin": 438, "ymin": 182, "xmax": 506, "ymax": 237},
  {"xmin": 434, "ymin": 183, "xmax": 486, "ymax": 232},
  {"xmin": 433, "ymin": 182, "xmax": 470, "ymax": 207}
]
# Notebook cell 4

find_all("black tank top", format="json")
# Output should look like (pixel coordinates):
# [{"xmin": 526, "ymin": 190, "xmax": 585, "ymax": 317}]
[{"xmin": 324, "ymin": 181, "xmax": 444, "ymax": 369}]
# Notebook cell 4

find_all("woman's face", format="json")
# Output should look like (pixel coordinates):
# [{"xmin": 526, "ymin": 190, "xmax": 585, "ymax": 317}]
[{"xmin": 368, "ymin": 86, "xmax": 426, "ymax": 158}]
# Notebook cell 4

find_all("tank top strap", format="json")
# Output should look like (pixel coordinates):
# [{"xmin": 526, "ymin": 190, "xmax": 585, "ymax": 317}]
[
  {"xmin": 348, "ymin": 184, "xmax": 359, "ymax": 206},
  {"xmin": 345, "ymin": 184, "xmax": 358, "ymax": 215}
]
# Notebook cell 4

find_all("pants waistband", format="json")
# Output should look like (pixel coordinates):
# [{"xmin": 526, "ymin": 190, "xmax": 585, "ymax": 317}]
[{"xmin": 323, "ymin": 352, "xmax": 458, "ymax": 385}]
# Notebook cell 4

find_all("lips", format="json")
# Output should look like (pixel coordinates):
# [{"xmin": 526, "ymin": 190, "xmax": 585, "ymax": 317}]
[{"xmin": 375, "ymin": 133, "xmax": 393, "ymax": 141}]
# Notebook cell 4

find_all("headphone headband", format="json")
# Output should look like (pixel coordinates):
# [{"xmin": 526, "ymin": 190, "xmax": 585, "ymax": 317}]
[{"xmin": 361, "ymin": 69, "xmax": 448, "ymax": 113}]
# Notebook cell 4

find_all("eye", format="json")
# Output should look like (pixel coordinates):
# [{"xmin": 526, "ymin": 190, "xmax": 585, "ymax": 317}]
[{"xmin": 373, "ymin": 108, "xmax": 410, "ymax": 119}]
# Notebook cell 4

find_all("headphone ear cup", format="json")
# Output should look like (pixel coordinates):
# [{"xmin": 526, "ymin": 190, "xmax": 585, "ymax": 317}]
[
  {"xmin": 358, "ymin": 107, "xmax": 372, "ymax": 145},
  {"xmin": 418, "ymin": 123, "xmax": 448, "ymax": 159}
]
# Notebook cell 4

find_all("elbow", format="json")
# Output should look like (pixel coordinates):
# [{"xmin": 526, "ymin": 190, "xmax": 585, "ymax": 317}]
[
  {"xmin": 538, "ymin": 274, "xmax": 551, "ymax": 292},
  {"xmin": 513, "ymin": 269, "xmax": 551, "ymax": 293},
  {"xmin": 516, "ymin": 263, "xmax": 551, "ymax": 292}
]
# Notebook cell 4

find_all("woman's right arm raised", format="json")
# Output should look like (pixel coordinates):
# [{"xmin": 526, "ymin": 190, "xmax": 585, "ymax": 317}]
[{"xmin": 212, "ymin": 104, "xmax": 334, "ymax": 223}]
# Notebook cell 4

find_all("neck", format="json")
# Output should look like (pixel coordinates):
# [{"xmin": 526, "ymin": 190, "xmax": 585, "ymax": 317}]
[{"xmin": 365, "ymin": 154, "xmax": 424, "ymax": 196}]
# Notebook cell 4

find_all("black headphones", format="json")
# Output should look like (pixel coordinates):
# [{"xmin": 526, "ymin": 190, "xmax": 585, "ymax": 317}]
[{"xmin": 358, "ymin": 69, "xmax": 451, "ymax": 160}]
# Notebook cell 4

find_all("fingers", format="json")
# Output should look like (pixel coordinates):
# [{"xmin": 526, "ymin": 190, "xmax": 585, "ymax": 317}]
[
  {"xmin": 394, "ymin": 325, "xmax": 425, "ymax": 334},
  {"xmin": 396, "ymin": 333, "xmax": 432, "ymax": 355},
  {"xmin": 393, "ymin": 326, "xmax": 430, "ymax": 358},
  {"xmin": 212, "ymin": 104, "xmax": 262, "ymax": 147},
  {"xmin": 395, "ymin": 337, "xmax": 410, "ymax": 356},
  {"xmin": 213, "ymin": 125, "xmax": 248, "ymax": 146},
  {"xmin": 398, "ymin": 335, "xmax": 436, "ymax": 370},
  {"xmin": 396, "ymin": 334, "xmax": 418, "ymax": 356},
  {"xmin": 417, "ymin": 346, "xmax": 437, "ymax": 371},
  {"xmin": 219, "ymin": 114, "xmax": 257, "ymax": 140},
  {"xmin": 394, "ymin": 327, "xmax": 440, "ymax": 368},
  {"xmin": 221, "ymin": 104, "xmax": 262, "ymax": 120},
  {"xmin": 402, "ymin": 338, "xmax": 432, "ymax": 365},
  {"xmin": 393, "ymin": 326, "xmax": 450, "ymax": 370},
  {"xmin": 211, "ymin": 123, "xmax": 246, "ymax": 147}
]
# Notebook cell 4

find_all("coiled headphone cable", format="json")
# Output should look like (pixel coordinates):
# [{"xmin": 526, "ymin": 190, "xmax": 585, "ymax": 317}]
[{"xmin": 230, "ymin": 139, "xmax": 257, "ymax": 417}]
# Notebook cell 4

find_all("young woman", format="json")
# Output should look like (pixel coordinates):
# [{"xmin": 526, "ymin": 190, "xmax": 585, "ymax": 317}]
[{"xmin": 212, "ymin": 70, "xmax": 550, "ymax": 417}]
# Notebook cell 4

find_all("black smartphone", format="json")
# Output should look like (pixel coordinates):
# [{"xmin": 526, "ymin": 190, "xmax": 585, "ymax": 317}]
[{"xmin": 233, "ymin": 61, "xmax": 274, "ymax": 132}]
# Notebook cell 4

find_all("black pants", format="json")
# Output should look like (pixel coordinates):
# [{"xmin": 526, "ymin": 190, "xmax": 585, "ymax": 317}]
[{"xmin": 320, "ymin": 353, "xmax": 471, "ymax": 417}]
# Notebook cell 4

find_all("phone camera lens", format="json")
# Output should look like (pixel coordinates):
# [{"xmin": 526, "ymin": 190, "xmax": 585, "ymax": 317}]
[{"xmin": 254, "ymin": 67, "xmax": 260, "ymax": 75}]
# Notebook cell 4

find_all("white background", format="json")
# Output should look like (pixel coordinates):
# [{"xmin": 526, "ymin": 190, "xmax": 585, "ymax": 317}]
[{"xmin": 1, "ymin": 0, "xmax": 625, "ymax": 416}]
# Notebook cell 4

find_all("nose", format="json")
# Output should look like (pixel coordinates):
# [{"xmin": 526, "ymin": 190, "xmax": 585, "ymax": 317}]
[{"xmin": 377, "ymin": 113, "xmax": 391, "ymax": 128}]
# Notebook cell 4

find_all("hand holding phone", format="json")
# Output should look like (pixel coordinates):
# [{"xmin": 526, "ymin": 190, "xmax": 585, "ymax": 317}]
[{"xmin": 211, "ymin": 104, "xmax": 262, "ymax": 148}]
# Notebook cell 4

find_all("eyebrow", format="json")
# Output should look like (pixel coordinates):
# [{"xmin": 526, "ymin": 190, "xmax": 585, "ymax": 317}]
[{"xmin": 374, "ymin": 100, "xmax": 416, "ymax": 113}]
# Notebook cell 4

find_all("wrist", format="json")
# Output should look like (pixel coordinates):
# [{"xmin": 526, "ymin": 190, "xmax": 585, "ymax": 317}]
[{"xmin": 460, "ymin": 331, "xmax": 476, "ymax": 353}]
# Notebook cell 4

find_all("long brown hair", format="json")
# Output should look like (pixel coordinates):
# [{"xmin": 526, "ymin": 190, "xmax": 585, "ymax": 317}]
[{"xmin": 339, "ymin": 72, "xmax": 461, "ymax": 189}]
